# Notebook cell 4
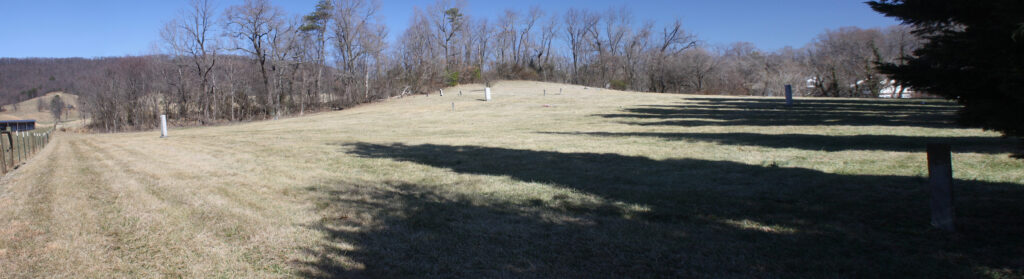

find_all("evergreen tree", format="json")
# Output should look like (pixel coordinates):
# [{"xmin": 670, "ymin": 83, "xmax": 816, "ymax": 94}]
[{"xmin": 869, "ymin": 0, "xmax": 1024, "ymax": 137}]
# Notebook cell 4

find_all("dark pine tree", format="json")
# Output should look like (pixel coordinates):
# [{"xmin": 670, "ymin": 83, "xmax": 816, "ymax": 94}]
[{"xmin": 868, "ymin": 1, "xmax": 1024, "ymax": 140}]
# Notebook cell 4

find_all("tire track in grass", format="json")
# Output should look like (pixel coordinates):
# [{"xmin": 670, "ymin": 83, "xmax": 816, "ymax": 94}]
[
  {"xmin": 0, "ymin": 135, "xmax": 62, "ymax": 277},
  {"xmin": 71, "ymin": 137, "xmax": 222, "ymax": 276},
  {"xmin": 62, "ymin": 138, "xmax": 154, "ymax": 277},
  {"xmin": 103, "ymin": 136, "xmax": 302, "ymax": 225},
  {"xmin": 1, "ymin": 135, "xmax": 151, "ymax": 277},
  {"xmin": 77, "ymin": 136, "xmax": 299, "ymax": 276}
]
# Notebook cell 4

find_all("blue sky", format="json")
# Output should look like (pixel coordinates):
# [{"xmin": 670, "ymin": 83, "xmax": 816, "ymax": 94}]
[{"xmin": 0, "ymin": 0, "xmax": 899, "ymax": 58}]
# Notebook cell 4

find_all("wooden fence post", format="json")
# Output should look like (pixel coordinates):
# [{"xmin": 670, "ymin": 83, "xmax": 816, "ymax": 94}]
[
  {"xmin": 5, "ymin": 134, "xmax": 10, "ymax": 170},
  {"xmin": 9, "ymin": 134, "xmax": 14, "ymax": 168},
  {"xmin": 15, "ymin": 132, "xmax": 21, "ymax": 164},
  {"xmin": 927, "ymin": 143, "xmax": 955, "ymax": 232},
  {"xmin": 20, "ymin": 132, "xmax": 25, "ymax": 161},
  {"xmin": 0, "ymin": 136, "xmax": 6, "ymax": 174}
]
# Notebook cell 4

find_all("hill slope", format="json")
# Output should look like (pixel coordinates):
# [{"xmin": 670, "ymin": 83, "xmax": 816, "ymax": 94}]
[
  {"xmin": 0, "ymin": 92, "xmax": 80, "ymax": 123},
  {"xmin": 0, "ymin": 81, "xmax": 1021, "ymax": 277}
]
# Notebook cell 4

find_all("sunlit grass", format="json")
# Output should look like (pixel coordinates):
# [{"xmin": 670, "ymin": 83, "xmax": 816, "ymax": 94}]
[{"xmin": 0, "ymin": 81, "xmax": 1021, "ymax": 278}]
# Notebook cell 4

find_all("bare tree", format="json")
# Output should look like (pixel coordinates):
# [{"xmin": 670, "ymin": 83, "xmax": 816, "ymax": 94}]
[
  {"xmin": 332, "ymin": 0, "xmax": 386, "ymax": 102},
  {"xmin": 515, "ymin": 6, "xmax": 542, "ymax": 66},
  {"xmin": 622, "ymin": 21, "xmax": 652, "ymax": 90},
  {"xmin": 429, "ymin": 0, "xmax": 464, "ymax": 74},
  {"xmin": 162, "ymin": 0, "xmax": 219, "ymax": 122},
  {"xmin": 224, "ymin": 0, "xmax": 285, "ymax": 118},
  {"xmin": 648, "ymin": 19, "xmax": 696, "ymax": 92},
  {"xmin": 564, "ymin": 8, "xmax": 598, "ymax": 83},
  {"xmin": 470, "ymin": 17, "xmax": 492, "ymax": 79},
  {"xmin": 397, "ymin": 7, "xmax": 441, "ymax": 93},
  {"xmin": 808, "ymin": 27, "xmax": 884, "ymax": 97},
  {"xmin": 299, "ymin": 0, "xmax": 333, "ymax": 112}
]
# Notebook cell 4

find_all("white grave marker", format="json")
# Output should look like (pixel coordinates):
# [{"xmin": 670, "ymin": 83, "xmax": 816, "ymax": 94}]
[{"xmin": 160, "ymin": 115, "xmax": 168, "ymax": 138}]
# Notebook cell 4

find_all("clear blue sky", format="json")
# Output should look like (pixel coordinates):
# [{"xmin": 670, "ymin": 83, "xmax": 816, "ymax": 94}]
[{"xmin": 0, "ymin": 0, "xmax": 899, "ymax": 58}]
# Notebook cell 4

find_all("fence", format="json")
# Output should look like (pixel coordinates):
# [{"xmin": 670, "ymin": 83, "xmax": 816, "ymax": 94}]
[{"xmin": 0, "ymin": 129, "xmax": 53, "ymax": 174}]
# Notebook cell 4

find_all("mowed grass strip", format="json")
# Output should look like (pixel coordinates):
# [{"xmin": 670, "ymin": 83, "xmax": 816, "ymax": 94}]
[{"xmin": 1, "ymin": 81, "xmax": 1022, "ymax": 278}]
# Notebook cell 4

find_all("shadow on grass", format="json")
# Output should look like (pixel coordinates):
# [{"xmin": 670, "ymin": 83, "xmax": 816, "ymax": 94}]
[
  {"xmin": 541, "ymin": 132, "xmax": 1019, "ymax": 154},
  {"xmin": 298, "ymin": 142, "xmax": 1024, "ymax": 278},
  {"xmin": 597, "ymin": 97, "xmax": 963, "ymax": 128}
]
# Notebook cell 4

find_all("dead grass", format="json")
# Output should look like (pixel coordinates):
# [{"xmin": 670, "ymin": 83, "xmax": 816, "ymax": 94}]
[
  {"xmin": 0, "ymin": 92, "xmax": 81, "ymax": 124},
  {"xmin": 0, "ymin": 80, "xmax": 1021, "ymax": 278}
]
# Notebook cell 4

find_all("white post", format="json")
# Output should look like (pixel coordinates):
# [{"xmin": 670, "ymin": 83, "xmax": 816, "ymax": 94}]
[
  {"xmin": 485, "ymin": 87, "xmax": 491, "ymax": 101},
  {"xmin": 440, "ymin": 89, "xmax": 444, "ymax": 96},
  {"xmin": 160, "ymin": 115, "xmax": 168, "ymax": 138}
]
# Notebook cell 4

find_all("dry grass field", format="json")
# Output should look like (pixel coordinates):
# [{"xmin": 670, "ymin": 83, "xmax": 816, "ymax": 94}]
[
  {"xmin": 0, "ymin": 92, "xmax": 81, "ymax": 124},
  {"xmin": 0, "ymin": 81, "xmax": 1022, "ymax": 278}
]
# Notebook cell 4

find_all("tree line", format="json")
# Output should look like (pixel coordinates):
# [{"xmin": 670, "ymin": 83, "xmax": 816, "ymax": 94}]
[{"xmin": 1, "ymin": 0, "xmax": 922, "ymax": 132}]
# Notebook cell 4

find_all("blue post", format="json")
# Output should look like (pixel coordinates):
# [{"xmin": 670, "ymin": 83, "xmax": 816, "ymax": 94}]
[{"xmin": 784, "ymin": 84, "xmax": 794, "ymax": 106}]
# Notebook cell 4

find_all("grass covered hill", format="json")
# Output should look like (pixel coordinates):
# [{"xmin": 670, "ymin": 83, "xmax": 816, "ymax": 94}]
[{"xmin": 0, "ymin": 91, "xmax": 80, "ymax": 124}]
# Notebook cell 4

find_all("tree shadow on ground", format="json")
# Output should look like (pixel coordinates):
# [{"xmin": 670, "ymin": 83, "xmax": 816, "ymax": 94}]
[
  {"xmin": 297, "ymin": 142, "xmax": 1024, "ymax": 278},
  {"xmin": 541, "ymin": 132, "xmax": 1019, "ymax": 154},
  {"xmin": 596, "ymin": 97, "xmax": 963, "ymax": 128}
]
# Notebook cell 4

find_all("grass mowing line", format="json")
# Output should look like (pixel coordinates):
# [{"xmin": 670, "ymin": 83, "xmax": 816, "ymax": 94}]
[
  {"xmin": 0, "ymin": 135, "xmax": 60, "ymax": 278},
  {"xmin": 75, "ymin": 137, "xmax": 269, "ymax": 277},
  {"xmin": 75, "ymin": 135, "xmax": 318, "ymax": 277},
  {"xmin": 0, "ymin": 137, "xmax": 150, "ymax": 277},
  {"xmin": 109, "ymin": 137, "xmax": 307, "ymax": 225},
  {"xmin": 65, "ymin": 139, "xmax": 159, "ymax": 277}
]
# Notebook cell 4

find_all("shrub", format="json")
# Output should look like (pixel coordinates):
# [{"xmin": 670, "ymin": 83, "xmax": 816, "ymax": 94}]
[
  {"xmin": 445, "ymin": 71, "xmax": 460, "ymax": 87},
  {"xmin": 609, "ymin": 80, "xmax": 628, "ymax": 90}
]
